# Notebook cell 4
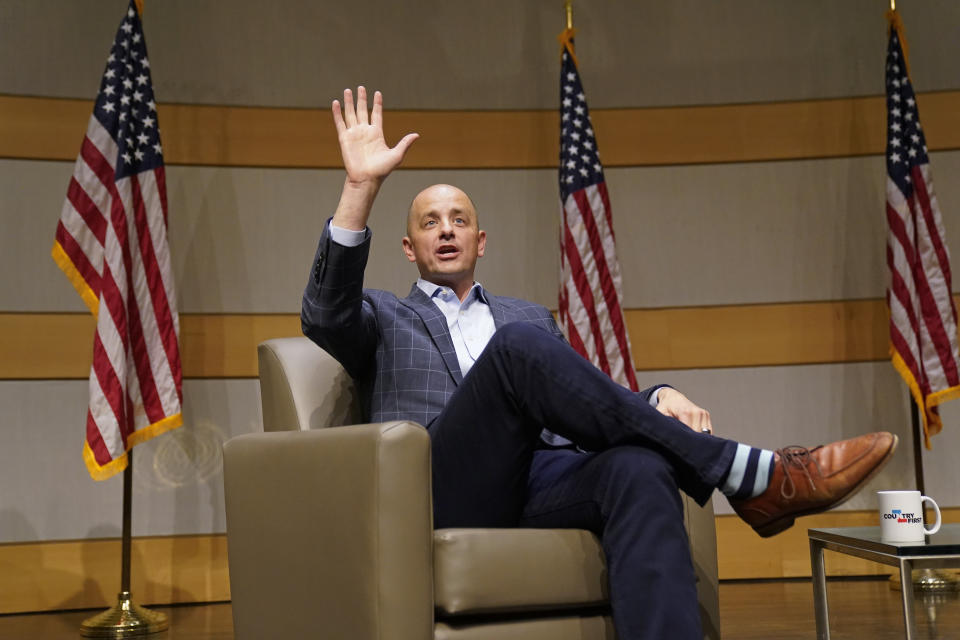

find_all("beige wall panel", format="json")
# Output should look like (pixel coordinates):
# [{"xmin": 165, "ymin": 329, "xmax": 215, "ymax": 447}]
[
  {"xmin": 6, "ymin": 152, "xmax": 960, "ymax": 313},
  {"xmin": 608, "ymin": 150, "xmax": 960, "ymax": 307},
  {"xmin": 0, "ymin": 160, "xmax": 560, "ymax": 312},
  {"xmin": 0, "ymin": 159, "xmax": 87, "ymax": 312},
  {"xmin": 0, "ymin": 379, "xmax": 262, "ymax": 544},
  {"xmin": 636, "ymin": 361, "xmax": 942, "ymax": 515},
  {"xmin": 3, "ymin": 362, "xmax": 949, "ymax": 543},
  {"xmin": 3, "ymin": 2, "xmax": 959, "ymax": 109},
  {"xmin": 168, "ymin": 164, "xmax": 561, "ymax": 312}
]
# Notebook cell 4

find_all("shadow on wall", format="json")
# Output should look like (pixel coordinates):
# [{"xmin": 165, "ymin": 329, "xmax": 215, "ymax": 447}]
[
  {"xmin": 54, "ymin": 524, "xmax": 119, "ymax": 613},
  {"xmin": 0, "ymin": 513, "xmax": 194, "ymax": 615},
  {"xmin": 133, "ymin": 414, "xmax": 228, "ymax": 597},
  {"xmin": 170, "ymin": 164, "xmax": 250, "ymax": 315},
  {"xmin": 165, "ymin": 165, "xmax": 244, "ymax": 580}
]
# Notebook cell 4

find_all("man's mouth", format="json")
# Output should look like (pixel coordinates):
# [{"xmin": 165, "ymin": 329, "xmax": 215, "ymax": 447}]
[{"xmin": 437, "ymin": 245, "xmax": 460, "ymax": 259}]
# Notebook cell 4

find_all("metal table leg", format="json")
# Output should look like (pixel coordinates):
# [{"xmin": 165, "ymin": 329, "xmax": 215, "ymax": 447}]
[
  {"xmin": 899, "ymin": 558, "xmax": 917, "ymax": 639},
  {"xmin": 810, "ymin": 538, "xmax": 830, "ymax": 639}
]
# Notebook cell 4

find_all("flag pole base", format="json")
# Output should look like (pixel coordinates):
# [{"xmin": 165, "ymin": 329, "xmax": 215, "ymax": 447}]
[
  {"xmin": 889, "ymin": 569, "xmax": 960, "ymax": 592},
  {"xmin": 80, "ymin": 591, "xmax": 168, "ymax": 637}
]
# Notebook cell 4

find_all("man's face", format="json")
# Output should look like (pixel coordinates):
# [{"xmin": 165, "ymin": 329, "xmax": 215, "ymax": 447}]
[{"xmin": 402, "ymin": 185, "xmax": 486, "ymax": 292}]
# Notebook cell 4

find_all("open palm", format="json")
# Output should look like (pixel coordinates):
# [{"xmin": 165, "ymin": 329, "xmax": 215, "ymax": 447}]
[{"xmin": 333, "ymin": 87, "xmax": 418, "ymax": 184}]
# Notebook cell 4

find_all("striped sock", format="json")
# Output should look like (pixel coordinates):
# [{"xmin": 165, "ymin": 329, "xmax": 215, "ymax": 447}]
[{"xmin": 720, "ymin": 444, "xmax": 776, "ymax": 499}]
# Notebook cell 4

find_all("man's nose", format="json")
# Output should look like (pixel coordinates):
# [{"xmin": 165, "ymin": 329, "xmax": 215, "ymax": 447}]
[{"xmin": 439, "ymin": 219, "xmax": 455, "ymax": 236}]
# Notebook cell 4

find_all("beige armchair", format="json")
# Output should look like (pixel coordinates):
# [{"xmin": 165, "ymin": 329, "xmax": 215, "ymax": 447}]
[{"xmin": 223, "ymin": 337, "xmax": 721, "ymax": 640}]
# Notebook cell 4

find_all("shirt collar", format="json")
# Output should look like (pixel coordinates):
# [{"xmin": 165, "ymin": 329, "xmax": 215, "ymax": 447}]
[{"xmin": 416, "ymin": 278, "xmax": 488, "ymax": 305}]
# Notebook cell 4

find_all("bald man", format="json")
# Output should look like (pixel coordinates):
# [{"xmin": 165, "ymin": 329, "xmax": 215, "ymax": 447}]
[{"xmin": 302, "ymin": 87, "xmax": 897, "ymax": 640}]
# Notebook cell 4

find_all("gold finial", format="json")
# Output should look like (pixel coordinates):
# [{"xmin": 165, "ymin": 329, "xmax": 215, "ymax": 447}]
[
  {"xmin": 565, "ymin": 1, "xmax": 573, "ymax": 30},
  {"xmin": 891, "ymin": 0, "xmax": 895, "ymax": 10}
]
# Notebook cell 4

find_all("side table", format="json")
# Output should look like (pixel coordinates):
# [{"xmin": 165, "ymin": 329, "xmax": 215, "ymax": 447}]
[{"xmin": 808, "ymin": 525, "xmax": 960, "ymax": 639}]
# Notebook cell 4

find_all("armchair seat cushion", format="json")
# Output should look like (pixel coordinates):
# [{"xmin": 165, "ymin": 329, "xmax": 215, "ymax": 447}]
[{"xmin": 434, "ymin": 528, "xmax": 608, "ymax": 617}]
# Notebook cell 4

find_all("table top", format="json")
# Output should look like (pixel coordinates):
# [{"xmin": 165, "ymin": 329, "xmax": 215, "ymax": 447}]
[{"xmin": 808, "ymin": 524, "xmax": 960, "ymax": 557}]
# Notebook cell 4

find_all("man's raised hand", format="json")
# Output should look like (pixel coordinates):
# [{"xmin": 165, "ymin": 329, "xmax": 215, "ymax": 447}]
[{"xmin": 333, "ymin": 87, "xmax": 419, "ymax": 187}]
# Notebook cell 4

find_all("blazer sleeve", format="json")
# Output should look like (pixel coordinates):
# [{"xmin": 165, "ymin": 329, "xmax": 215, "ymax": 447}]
[{"xmin": 301, "ymin": 219, "xmax": 378, "ymax": 381}]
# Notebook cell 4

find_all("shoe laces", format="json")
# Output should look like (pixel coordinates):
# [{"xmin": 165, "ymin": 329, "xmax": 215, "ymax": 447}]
[{"xmin": 776, "ymin": 445, "xmax": 823, "ymax": 499}]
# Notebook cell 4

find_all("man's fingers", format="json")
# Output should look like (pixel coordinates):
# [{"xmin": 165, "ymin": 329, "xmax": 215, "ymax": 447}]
[
  {"xmin": 332, "ymin": 100, "xmax": 345, "ymax": 135},
  {"xmin": 697, "ymin": 410, "xmax": 713, "ymax": 434},
  {"xmin": 393, "ymin": 132, "xmax": 420, "ymax": 159},
  {"xmin": 356, "ymin": 86, "xmax": 369, "ymax": 125},
  {"xmin": 343, "ymin": 88, "xmax": 357, "ymax": 127},
  {"xmin": 371, "ymin": 91, "xmax": 383, "ymax": 129}
]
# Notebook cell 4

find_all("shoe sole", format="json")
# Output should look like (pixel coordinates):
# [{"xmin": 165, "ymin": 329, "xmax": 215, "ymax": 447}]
[{"xmin": 753, "ymin": 434, "xmax": 900, "ymax": 538}]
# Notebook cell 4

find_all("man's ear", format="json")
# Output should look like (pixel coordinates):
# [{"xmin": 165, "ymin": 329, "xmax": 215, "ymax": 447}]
[
  {"xmin": 401, "ymin": 236, "xmax": 417, "ymax": 262},
  {"xmin": 476, "ymin": 230, "xmax": 486, "ymax": 258}
]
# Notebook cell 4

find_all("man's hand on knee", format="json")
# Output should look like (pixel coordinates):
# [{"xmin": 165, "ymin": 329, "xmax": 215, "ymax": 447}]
[{"xmin": 655, "ymin": 388, "xmax": 713, "ymax": 434}]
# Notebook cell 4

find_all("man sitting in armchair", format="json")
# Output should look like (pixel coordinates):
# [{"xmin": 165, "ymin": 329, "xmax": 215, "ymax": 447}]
[{"xmin": 301, "ymin": 86, "xmax": 897, "ymax": 640}]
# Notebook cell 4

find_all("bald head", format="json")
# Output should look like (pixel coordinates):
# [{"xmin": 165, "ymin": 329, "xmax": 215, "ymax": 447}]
[
  {"xmin": 401, "ymin": 183, "xmax": 486, "ymax": 299},
  {"xmin": 406, "ymin": 184, "xmax": 479, "ymax": 237}
]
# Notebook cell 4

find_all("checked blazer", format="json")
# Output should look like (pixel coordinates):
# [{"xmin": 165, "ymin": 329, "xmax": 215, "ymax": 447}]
[{"xmin": 301, "ymin": 222, "xmax": 564, "ymax": 428}]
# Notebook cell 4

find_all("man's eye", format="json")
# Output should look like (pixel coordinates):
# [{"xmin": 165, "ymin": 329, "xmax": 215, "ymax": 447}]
[
  {"xmin": 455, "ymin": 218, "xmax": 465, "ymax": 224},
  {"xmin": 425, "ymin": 220, "xmax": 436, "ymax": 227}
]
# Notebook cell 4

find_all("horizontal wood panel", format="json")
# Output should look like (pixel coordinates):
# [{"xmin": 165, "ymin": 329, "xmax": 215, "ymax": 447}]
[
  {"xmin": 0, "ymin": 313, "xmax": 301, "ymax": 379},
  {"xmin": 7, "ymin": 509, "xmax": 958, "ymax": 613},
  {"xmin": 0, "ymin": 534, "xmax": 229, "ymax": 614},
  {"xmin": 717, "ymin": 508, "xmax": 960, "ymax": 580},
  {"xmin": 3, "ymin": 92, "xmax": 960, "ymax": 169},
  {"xmin": 626, "ymin": 299, "xmax": 892, "ymax": 371},
  {"xmin": 0, "ymin": 298, "xmax": 932, "ymax": 379}
]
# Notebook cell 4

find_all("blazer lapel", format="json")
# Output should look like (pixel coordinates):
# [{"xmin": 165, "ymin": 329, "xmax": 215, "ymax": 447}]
[{"xmin": 402, "ymin": 285, "xmax": 464, "ymax": 385}]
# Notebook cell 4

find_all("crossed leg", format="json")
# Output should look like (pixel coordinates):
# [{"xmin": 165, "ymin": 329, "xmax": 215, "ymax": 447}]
[{"xmin": 427, "ymin": 321, "xmax": 737, "ymax": 527}]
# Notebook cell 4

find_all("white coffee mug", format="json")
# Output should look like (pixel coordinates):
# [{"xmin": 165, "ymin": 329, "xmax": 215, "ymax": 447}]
[{"xmin": 878, "ymin": 490, "xmax": 941, "ymax": 542}]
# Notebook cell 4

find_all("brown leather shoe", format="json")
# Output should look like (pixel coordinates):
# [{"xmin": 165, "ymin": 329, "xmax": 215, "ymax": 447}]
[{"xmin": 730, "ymin": 432, "xmax": 898, "ymax": 537}]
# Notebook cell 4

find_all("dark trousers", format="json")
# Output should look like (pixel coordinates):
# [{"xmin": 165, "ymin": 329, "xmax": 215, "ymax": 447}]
[{"xmin": 427, "ymin": 323, "xmax": 737, "ymax": 639}]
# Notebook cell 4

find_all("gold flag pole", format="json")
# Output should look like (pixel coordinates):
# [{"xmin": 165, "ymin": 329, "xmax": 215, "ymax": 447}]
[
  {"xmin": 80, "ymin": 452, "xmax": 169, "ymax": 636},
  {"xmin": 559, "ymin": 0, "xmax": 578, "ymax": 67}
]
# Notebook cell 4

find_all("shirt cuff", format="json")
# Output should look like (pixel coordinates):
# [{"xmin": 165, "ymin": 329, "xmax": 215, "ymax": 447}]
[
  {"xmin": 328, "ymin": 221, "xmax": 368, "ymax": 247},
  {"xmin": 649, "ymin": 386, "xmax": 665, "ymax": 407}
]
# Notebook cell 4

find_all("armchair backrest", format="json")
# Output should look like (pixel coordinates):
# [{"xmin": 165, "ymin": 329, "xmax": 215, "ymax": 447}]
[{"xmin": 257, "ymin": 337, "xmax": 362, "ymax": 431}]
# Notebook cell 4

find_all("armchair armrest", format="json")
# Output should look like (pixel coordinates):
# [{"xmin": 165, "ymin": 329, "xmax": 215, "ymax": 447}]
[
  {"xmin": 683, "ymin": 495, "xmax": 720, "ymax": 640},
  {"xmin": 224, "ymin": 421, "xmax": 433, "ymax": 640}
]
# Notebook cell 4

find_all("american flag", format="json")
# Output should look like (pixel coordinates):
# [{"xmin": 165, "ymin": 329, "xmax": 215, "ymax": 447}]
[
  {"xmin": 557, "ymin": 30, "xmax": 638, "ymax": 391},
  {"xmin": 884, "ymin": 13, "xmax": 960, "ymax": 448},
  {"xmin": 52, "ymin": 0, "xmax": 183, "ymax": 480}
]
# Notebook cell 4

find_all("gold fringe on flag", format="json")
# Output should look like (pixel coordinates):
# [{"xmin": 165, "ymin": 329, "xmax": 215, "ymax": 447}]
[{"xmin": 557, "ymin": 27, "xmax": 579, "ymax": 68}]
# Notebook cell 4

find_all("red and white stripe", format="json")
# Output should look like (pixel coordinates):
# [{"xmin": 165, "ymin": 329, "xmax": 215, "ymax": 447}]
[
  {"xmin": 887, "ymin": 162, "xmax": 960, "ymax": 444},
  {"xmin": 559, "ymin": 181, "xmax": 639, "ymax": 391},
  {"xmin": 54, "ymin": 115, "xmax": 182, "ymax": 480}
]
